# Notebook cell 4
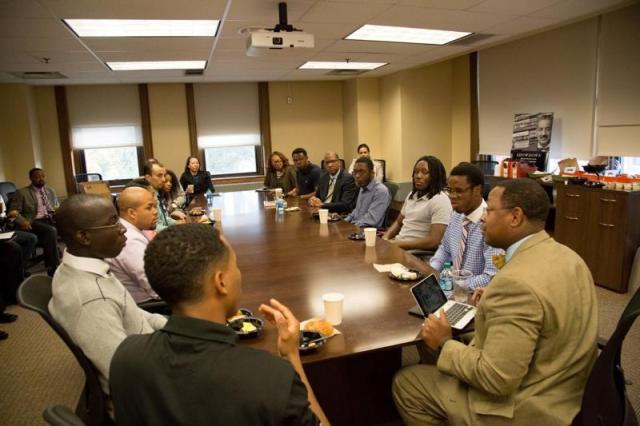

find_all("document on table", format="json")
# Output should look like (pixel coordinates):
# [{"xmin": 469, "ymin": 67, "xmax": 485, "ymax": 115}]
[
  {"xmin": 373, "ymin": 263, "xmax": 405, "ymax": 273},
  {"xmin": 0, "ymin": 231, "xmax": 15, "ymax": 240}
]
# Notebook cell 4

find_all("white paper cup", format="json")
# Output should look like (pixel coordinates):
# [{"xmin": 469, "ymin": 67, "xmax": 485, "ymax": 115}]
[
  {"xmin": 319, "ymin": 209, "xmax": 329, "ymax": 224},
  {"xmin": 364, "ymin": 227, "xmax": 377, "ymax": 247},
  {"xmin": 212, "ymin": 207, "xmax": 222, "ymax": 222},
  {"xmin": 323, "ymin": 292, "xmax": 344, "ymax": 325},
  {"xmin": 274, "ymin": 188, "xmax": 283, "ymax": 198}
]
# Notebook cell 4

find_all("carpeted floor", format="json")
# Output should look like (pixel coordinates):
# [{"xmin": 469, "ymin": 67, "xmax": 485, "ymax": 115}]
[{"xmin": 1, "ymin": 276, "xmax": 638, "ymax": 425}]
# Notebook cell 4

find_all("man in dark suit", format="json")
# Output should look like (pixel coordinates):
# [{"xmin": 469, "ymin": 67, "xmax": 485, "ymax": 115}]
[
  {"xmin": 308, "ymin": 152, "xmax": 357, "ymax": 214},
  {"xmin": 9, "ymin": 168, "xmax": 60, "ymax": 276}
]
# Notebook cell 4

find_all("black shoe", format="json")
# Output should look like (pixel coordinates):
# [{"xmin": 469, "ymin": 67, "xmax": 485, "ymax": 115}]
[
  {"xmin": 0, "ymin": 330, "xmax": 7, "ymax": 340},
  {"xmin": 0, "ymin": 313, "xmax": 18, "ymax": 323}
]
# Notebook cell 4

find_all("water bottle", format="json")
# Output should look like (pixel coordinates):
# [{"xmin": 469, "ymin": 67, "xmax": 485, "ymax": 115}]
[
  {"xmin": 440, "ymin": 261, "xmax": 453, "ymax": 298},
  {"xmin": 205, "ymin": 189, "xmax": 213, "ymax": 207},
  {"xmin": 275, "ymin": 196, "xmax": 285, "ymax": 215}
]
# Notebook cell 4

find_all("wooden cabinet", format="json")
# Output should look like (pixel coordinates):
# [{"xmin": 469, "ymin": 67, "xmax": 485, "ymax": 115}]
[{"xmin": 555, "ymin": 184, "xmax": 640, "ymax": 293}]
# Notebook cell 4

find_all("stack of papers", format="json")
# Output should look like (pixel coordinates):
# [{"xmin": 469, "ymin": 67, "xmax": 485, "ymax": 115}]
[{"xmin": 0, "ymin": 231, "xmax": 15, "ymax": 240}]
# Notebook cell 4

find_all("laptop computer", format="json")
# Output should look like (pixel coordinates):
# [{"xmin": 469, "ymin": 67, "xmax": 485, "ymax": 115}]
[{"xmin": 409, "ymin": 274, "xmax": 476, "ymax": 330}]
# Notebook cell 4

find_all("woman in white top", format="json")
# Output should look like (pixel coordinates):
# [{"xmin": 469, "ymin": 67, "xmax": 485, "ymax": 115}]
[
  {"xmin": 383, "ymin": 155, "xmax": 452, "ymax": 250},
  {"xmin": 348, "ymin": 143, "xmax": 384, "ymax": 183}
]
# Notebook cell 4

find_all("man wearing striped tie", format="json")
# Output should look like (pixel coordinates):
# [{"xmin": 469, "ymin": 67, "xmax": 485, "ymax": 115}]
[
  {"xmin": 308, "ymin": 152, "xmax": 357, "ymax": 214},
  {"xmin": 428, "ymin": 162, "xmax": 503, "ymax": 293}
]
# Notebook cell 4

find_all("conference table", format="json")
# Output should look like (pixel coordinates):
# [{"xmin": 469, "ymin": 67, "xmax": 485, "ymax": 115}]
[{"xmin": 197, "ymin": 191, "xmax": 434, "ymax": 425}]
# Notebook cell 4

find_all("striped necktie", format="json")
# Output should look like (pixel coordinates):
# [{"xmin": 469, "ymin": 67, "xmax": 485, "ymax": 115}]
[
  {"xmin": 453, "ymin": 218, "xmax": 471, "ymax": 270},
  {"xmin": 324, "ymin": 175, "xmax": 337, "ymax": 203},
  {"xmin": 40, "ymin": 188, "xmax": 53, "ymax": 219}
]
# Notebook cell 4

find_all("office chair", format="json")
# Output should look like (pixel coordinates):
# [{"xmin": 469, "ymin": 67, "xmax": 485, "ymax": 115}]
[
  {"xmin": 17, "ymin": 275, "xmax": 111, "ymax": 426},
  {"xmin": 0, "ymin": 181, "xmax": 17, "ymax": 205},
  {"xmin": 382, "ymin": 182, "xmax": 399, "ymax": 229},
  {"xmin": 572, "ymin": 285, "xmax": 640, "ymax": 426},
  {"xmin": 43, "ymin": 405, "xmax": 86, "ymax": 426},
  {"xmin": 374, "ymin": 159, "xmax": 386, "ymax": 182}
]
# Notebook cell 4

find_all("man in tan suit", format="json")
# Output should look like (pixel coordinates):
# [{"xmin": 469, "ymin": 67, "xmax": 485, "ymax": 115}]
[{"xmin": 393, "ymin": 178, "xmax": 598, "ymax": 425}]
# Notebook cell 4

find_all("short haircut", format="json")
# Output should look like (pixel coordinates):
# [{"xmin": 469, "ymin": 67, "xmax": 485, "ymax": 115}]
[
  {"xmin": 357, "ymin": 143, "xmax": 370, "ymax": 153},
  {"xmin": 143, "ymin": 160, "xmax": 163, "ymax": 176},
  {"xmin": 56, "ymin": 194, "xmax": 111, "ymax": 242},
  {"xmin": 450, "ymin": 162, "xmax": 484, "ymax": 188},
  {"xmin": 495, "ymin": 179, "xmax": 550, "ymax": 223},
  {"xmin": 291, "ymin": 147, "xmax": 307, "ymax": 157},
  {"xmin": 124, "ymin": 177, "xmax": 151, "ymax": 189},
  {"xmin": 411, "ymin": 155, "xmax": 446, "ymax": 200},
  {"xmin": 144, "ymin": 224, "xmax": 229, "ymax": 307},
  {"xmin": 29, "ymin": 168, "xmax": 43, "ymax": 178},
  {"xmin": 354, "ymin": 157, "xmax": 374, "ymax": 172}
]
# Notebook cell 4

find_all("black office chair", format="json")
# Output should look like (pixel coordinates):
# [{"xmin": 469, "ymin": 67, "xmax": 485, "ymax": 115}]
[
  {"xmin": 43, "ymin": 405, "xmax": 86, "ymax": 426},
  {"xmin": 0, "ymin": 181, "xmax": 17, "ymax": 206},
  {"xmin": 572, "ymin": 285, "xmax": 640, "ymax": 426},
  {"xmin": 471, "ymin": 160, "xmax": 498, "ymax": 200},
  {"xmin": 374, "ymin": 159, "xmax": 386, "ymax": 182},
  {"xmin": 17, "ymin": 275, "xmax": 111, "ymax": 426},
  {"xmin": 382, "ymin": 181, "xmax": 399, "ymax": 229}
]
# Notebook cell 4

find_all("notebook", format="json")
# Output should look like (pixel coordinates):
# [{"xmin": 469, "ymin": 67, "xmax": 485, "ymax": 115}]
[{"xmin": 409, "ymin": 274, "xmax": 476, "ymax": 330}]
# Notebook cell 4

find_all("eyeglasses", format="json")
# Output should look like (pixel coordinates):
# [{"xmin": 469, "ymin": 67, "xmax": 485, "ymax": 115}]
[
  {"xmin": 483, "ymin": 207, "xmax": 513, "ymax": 214},
  {"xmin": 443, "ymin": 186, "xmax": 472, "ymax": 196},
  {"xmin": 81, "ymin": 222, "xmax": 122, "ymax": 232}
]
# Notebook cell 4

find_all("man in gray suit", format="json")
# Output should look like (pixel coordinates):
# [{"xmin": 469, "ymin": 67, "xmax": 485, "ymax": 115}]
[
  {"xmin": 9, "ymin": 168, "xmax": 60, "ymax": 275},
  {"xmin": 393, "ymin": 178, "xmax": 598, "ymax": 425}
]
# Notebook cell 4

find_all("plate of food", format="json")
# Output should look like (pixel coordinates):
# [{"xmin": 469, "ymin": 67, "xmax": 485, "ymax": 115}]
[
  {"xmin": 227, "ymin": 316, "xmax": 264, "ymax": 339},
  {"xmin": 389, "ymin": 267, "xmax": 424, "ymax": 282},
  {"xmin": 299, "ymin": 331, "xmax": 328, "ymax": 353},
  {"xmin": 188, "ymin": 207, "xmax": 205, "ymax": 217},
  {"xmin": 348, "ymin": 232, "xmax": 365, "ymax": 241}
]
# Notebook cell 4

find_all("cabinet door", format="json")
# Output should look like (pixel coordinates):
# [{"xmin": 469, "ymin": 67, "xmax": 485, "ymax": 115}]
[
  {"xmin": 554, "ymin": 185, "xmax": 590, "ymax": 263},
  {"xmin": 587, "ymin": 191, "xmax": 627, "ymax": 291}
]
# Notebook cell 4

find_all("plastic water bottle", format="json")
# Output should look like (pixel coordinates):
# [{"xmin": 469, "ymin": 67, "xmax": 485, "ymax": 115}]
[
  {"xmin": 440, "ymin": 261, "xmax": 453, "ymax": 298},
  {"xmin": 205, "ymin": 189, "xmax": 213, "ymax": 207},
  {"xmin": 275, "ymin": 196, "xmax": 285, "ymax": 215}
]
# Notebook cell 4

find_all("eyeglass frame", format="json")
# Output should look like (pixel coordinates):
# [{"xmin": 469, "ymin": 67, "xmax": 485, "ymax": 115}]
[
  {"xmin": 80, "ymin": 222, "xmax": 123, "ymax": 232},
  {"xmin": 443, "ymin": 186, "xmax": 473, "ymax": 196}
]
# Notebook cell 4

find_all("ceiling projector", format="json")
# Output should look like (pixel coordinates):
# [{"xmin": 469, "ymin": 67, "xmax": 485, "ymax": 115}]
[{"xmin": 245, "ymin": 2, "xmax": 314, "ymax": 56}]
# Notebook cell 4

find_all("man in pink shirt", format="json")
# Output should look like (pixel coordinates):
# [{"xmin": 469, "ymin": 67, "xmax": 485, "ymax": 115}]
[{"xmin": 106, "ymin": 187, "xmax": 160, "ymax": 304}]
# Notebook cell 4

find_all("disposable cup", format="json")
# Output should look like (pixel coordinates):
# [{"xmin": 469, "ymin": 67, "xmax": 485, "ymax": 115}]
[
  {"xmin": 319, "ymin": 209, "xmax": 329, "ymax": 224},
  {"xmin": 322, "ymin": 292, "xmax": 344, "ymax": 325},
  {"xmin": 364, "ymin": 227, "xmax": 377, "ymax": 247}
]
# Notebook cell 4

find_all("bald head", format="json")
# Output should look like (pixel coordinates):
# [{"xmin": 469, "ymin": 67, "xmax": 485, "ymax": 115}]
[
  {"xmin": 118, "ymin": 186, "xmax": 158, "ymax": 231},
  {"xmin": 57, "ymin": 195, "xmax": 114, "ymax": 242}
]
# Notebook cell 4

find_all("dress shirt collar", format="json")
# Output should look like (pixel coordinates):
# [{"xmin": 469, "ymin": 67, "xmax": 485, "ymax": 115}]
[
  {"xmin": 62, "ymin": 249, "xmax": 110, "ymax": 278},
  {"xmin": 119, "ymin": 217, "xmax": 148, "ymax": 239},
  {"xmin": 505, "ymin": 234, "xmax": 535, "ymax": 263},
  {"xmin": 329, "ymin": 169, "xmax": 341, "ymax": 180},
  {"xmin": 363, "ymin": 179, "xmax": 377, "ymax": 192},
  {"xmin": 464, "ymin": 199, "xmax": 487, "ymax": 224},
  {"xmin": 161, "ymin": 315, "xmax": 238, "ymax": 345}
]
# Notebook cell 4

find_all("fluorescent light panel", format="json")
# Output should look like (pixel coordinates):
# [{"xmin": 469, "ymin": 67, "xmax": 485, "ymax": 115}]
[
  {"xmin": 64, "ymin": 19, "xmax": 219, "ymax": 37},
  {"xmin": 346, "ymin": 24, "xmax": 471, "ymax": 45},
  {"xmin": 107, "ymin": 61, "xmax": 207, "ymax": 71},
  {"xmin": 299, "ymin": 61, "xmax": 386, "ymax": 70}
]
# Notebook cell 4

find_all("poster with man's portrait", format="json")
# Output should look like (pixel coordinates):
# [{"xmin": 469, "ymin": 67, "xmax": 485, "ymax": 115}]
[{"xmin": 511, "ymin": 113, "xmax": 553, "ymax": 171}]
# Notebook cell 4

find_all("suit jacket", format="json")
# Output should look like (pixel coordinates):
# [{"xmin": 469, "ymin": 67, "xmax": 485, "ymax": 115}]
[
  {"xmin": 438, "ymin": 231, "xmax": 598, "ymax": 425},
  {"xmin": 179, "ymin": 170, "xmax": 215, "ymax": 195},
  {"xmin": 10, "ymin": 185, "xmax": 59, "ymax": 223},
  {"xmin": 315, "ymin": 170, "xmax": 357, "ymax": 213}
]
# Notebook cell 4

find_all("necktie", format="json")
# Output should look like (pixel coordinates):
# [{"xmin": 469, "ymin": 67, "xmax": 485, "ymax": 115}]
[
  {"xmin": 40, "ymin": 188, "xmax": 53, "ymax": 219},
  {"xmin": 492, "ymin": 254, "xmax": 506, "ymax": 270},
  {"xmin": 453, "ymin": 219, "xmax": 470, "ymax": 270},
  {"xmin": 324, "ymin": 176, "xmax": 336, "ymax": 203}
]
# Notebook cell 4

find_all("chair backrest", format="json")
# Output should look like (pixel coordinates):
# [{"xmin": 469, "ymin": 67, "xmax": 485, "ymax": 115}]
[
  {"xmin": 382, "ymin": 182, "xmax": 399, "ymax": 228},
  {"xmin": 0, "ymin": 181, "xmax": 17, "ymax": 205},
  {"xmin": 470, "ymin": 160, "xmax": 498, "ymax": 176},
  {"xmin": 78, "ymin": 182, "xmax": 112, "ymax": 200},
  {"xmin": 374, "ymin": 159, "xmax": 386, "ymax": 182},
  {"xmin": 572, "ymin": 286, "xmax": 640, "ymax": 426},
  {"xmin": 17, "ymin": 275, "xmax": 109, "ymax": 426}
]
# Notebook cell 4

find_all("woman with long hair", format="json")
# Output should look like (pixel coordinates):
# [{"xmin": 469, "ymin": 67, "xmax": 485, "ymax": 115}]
[
  {"xmin": 382, "ymin": 155, "xmax": 452, "ymax": 251},
  {"xmin": 264, "ymin": 151, "xmax": 297, "ymax": 194},
  {"xmin": 179, "ymin": 156, "xmax": 215, "ymax": 196},
  {"xmin": 160, "ymin": 169, "xmax": 186, "ymax": 214}
]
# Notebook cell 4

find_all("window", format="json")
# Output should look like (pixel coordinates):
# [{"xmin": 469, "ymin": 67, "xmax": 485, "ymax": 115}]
[
  {"xmin": 194, "ymin": 83, "xmax": 264, "ymax": 178},
  {"xmin": 67, "ymin": 85, "xmax": 144, "ymax": 183},
  {"xmin": 622, "ymin": 157, "xmax": 640, "ymax": 175}
]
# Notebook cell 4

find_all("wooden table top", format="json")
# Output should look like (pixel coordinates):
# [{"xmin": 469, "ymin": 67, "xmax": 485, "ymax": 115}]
[{"xmin": 195, "ymin": 191, "xmax": 434, "ymax": 363}]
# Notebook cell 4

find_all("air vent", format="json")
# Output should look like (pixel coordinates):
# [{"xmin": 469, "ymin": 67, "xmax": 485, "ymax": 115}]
[
  {"xmin": 447, "ymin": 33, "xmax": 494, "ymax": 46},
  {"xmin": 185, "ymin": 69, "xmax": 204, "ymax": 76},
  {"xmin": 326, "ymin": 69, "xmax": 369, "ymax": 76},
  {"xmin": 9, "ymin": 71, "xmax": 68, "ymax": 80}
]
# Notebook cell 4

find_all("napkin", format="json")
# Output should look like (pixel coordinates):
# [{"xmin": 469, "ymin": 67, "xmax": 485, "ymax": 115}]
[{"xmin": 373, "ymin": 263, "xmax": 405, "ymax": 273}]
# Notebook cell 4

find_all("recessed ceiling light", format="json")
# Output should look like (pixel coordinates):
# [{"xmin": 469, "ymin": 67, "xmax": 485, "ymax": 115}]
[
  {"xmin": 107, "ymin": 61, "xmax": 207, "ymax": 71},
  {"xmin": 346, "ymin": 24, "xmax": 471, "ymax": 45},
  {"xmin": 299, "ymin": 61, "xmax": 387, "ymax": 70},
  {"xmin": 64, "ymin": 19, "xmax": 219, "ymax": 37}
]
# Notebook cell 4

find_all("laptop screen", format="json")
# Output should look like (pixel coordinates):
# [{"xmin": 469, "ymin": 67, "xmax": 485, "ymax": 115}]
[{"xmin": 411, "ymin": 275, "xmax": 448, "ymax": 315}]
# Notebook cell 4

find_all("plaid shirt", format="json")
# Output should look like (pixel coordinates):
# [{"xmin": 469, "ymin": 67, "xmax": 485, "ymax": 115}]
[{"xmin": 430, "ymin": 203, "xmax": 503, "ymax": 290}]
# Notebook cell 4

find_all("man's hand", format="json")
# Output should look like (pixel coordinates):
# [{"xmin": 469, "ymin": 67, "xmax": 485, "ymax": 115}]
[
  {"xmin": 307, "ymin": 197, "xmax": 322, "ymax": 208},
  {"xmin": 17, "ymin": 220, "xmax": 32, "ymax": 231},
  {"xmin": 470, "ymin": 288, "xmax": 485, "ymax": 306},
  {"xmin": 421, "ymin": 309, "xmax": 452, "ymax": 351},
  {"xmin": 259, "ymin": 298, "xmax": 300, "ymax": 359},
  {"xmin": 287, "ymin": 188, "xmax": 298, "ymax": 198}
]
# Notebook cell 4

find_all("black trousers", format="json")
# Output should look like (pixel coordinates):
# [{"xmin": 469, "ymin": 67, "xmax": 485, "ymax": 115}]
[
  {"xmin": 30, "ymin": 218, "xmax": 60, "ymax": 270},
  {"xmin": 0, "ymin": 240, "xmax": 24, "ymax": 305}
]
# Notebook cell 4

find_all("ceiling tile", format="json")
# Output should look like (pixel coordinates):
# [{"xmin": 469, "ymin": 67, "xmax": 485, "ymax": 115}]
[
  {"xmin": 0, "ymin": 0, "xmax": 51, "ymax": 18},
  {"xmin": 226, "ymin": 0, "xmax": 316, "ymax": 23},
  {"xmin": 0, "ymin": 18, "xmax": 74, "ymax": 38},
  {"xmin": 469, "ymin": 0, "xmax": 562, "ymax": 15},
  {"xmin": 299, "ymin": 1, "xmax": 392, "ymax": 24},
  {"xmin": 397, "ymin": 0, "xmax": 485, "ymax": 10},
  {"xmin": 324, "ymin": 39, "xmax": 435, "ymax": 55},
  {"xmin": 483, "ymin": 15, "xmax": 560, "ymax": 35},
  {"xmin": 369, "ymin": 6, "xmax": 514, "ymax": 32},
  {"xmin": 530, "ymin": 0, "xmax": 630, "ymax": 19}
]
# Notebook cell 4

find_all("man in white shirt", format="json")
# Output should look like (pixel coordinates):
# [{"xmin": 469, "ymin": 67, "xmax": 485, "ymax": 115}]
[
  {"xmin": 49, "ymin": 194, "xmax": 167, "ymax": 395},
  {"xmin": 106, "ymin": 187, "xmax": 160, "ymax": 304}
]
